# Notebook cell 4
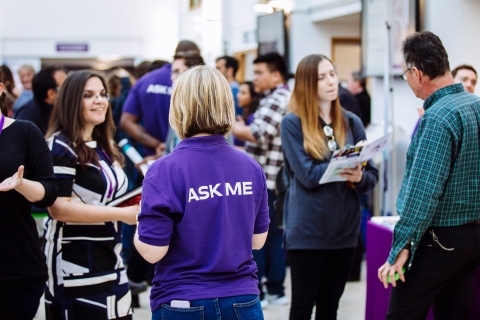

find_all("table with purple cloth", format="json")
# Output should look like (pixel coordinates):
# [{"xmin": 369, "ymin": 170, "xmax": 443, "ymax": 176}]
[{"xmin": 365, "ymin": 221, "xmax": 480, "ymax": 320}]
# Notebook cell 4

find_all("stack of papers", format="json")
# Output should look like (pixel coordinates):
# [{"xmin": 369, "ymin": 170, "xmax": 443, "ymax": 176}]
[{"xmin": 370, "ymin": 216, "xmax": 400, "ymax": 231}]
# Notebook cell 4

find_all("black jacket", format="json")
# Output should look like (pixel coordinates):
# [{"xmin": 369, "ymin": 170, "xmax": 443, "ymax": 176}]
[
  {"xmin": 338, "ymin": 85, "xmax": 362, "ymax": 120},
  {"xmin": 355, "ymin": 90, "xmax": 371, "ymax": 127},
  {"xmin": 14, "ymin": 98, "xmax": 54, "ymax": 135}
]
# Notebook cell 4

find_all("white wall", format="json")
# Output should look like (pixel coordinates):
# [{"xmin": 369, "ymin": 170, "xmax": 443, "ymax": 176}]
[
  {"xmin": 0, "ymin": 0, "xmax": 179, "ymax": 61},
  {"xmin": 190, "ymin": 0, "xmax": 362, "ymax": 72},
  {"xmin": 290, "ymin": 17, "xmax": 360, "ymax": 70},
  {"xmin": 424, "ymin": 0, "xmax": 480, "ymax": 95},
  {"xmin": 224, "ymin": 0, "xmax": 258, "ymax": 55},
  {"xmin": 178, "ymin": 0, "xmax": 223, "ymax": 67},
  {"xmin": 289, "ymin": 0, "xmax": 361, "ymax": 72}
]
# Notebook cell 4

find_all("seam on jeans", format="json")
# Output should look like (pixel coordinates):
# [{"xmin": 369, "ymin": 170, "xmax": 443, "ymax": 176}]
[
  {"xmin": 214, "ymin": 298, "xmax": 221, "ymax": 320},
  {"xmin": 232, "ymin": 296, "xmax": 259, "ymax": 308},
  {"xmin": 233, "ymin": 296, "xmax": 260, "ymax": 319}
]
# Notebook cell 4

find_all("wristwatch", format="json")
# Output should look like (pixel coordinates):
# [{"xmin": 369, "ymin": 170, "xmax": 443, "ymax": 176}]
[{"xmin": 403, "ymin": 242, "xmax": 412, "ymax": 251}]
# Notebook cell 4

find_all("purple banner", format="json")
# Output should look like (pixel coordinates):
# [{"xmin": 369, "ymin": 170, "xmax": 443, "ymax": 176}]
[{"xmin": 56, "ymin": 43, "xmax": 89, "ymax": 52}]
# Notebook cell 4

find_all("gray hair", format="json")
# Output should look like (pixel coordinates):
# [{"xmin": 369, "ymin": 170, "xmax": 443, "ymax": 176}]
[{"xmin": 351, "ymin": 71, "xmax": 366, "ymax": 89}]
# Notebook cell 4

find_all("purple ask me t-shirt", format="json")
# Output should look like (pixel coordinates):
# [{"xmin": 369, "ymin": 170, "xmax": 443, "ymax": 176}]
[
  {"xmin": 138, "ymin": 135, "xmax": 270, "ymax": 312},
  {"xmin": 122, "ymin": 64, "xmax": 172, "ymax": 155}
]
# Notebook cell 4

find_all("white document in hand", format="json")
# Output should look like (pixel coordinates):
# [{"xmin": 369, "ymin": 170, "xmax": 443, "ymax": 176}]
[{"xmin": 319, "ymin": 134, "xmax": 390, "ymax": 185}]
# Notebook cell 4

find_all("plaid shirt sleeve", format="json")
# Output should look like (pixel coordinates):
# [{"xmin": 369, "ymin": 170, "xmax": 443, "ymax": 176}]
[
  {"xmin": 388, "ymin": 117, "xmax": 454, "ymax": 265},
  {"xmin": 249, "ymin": 94, "xmax": 287, "ymax": 144}
]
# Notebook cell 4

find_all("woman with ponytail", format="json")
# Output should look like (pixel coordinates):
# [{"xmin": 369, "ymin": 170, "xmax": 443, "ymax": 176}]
[
  {"xmin": 280, "ymin": 54, "xmax": 378, "ymax": 320},
  {"xmin": 0, "ymin": 66, "xmax": 58, "ymax": 319}
]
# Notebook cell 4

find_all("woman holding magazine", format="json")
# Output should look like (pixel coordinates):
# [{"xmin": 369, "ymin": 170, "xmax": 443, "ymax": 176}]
[
  {"xmin": 44, "ymin": 71, "xmax": 138, "ymax": 320},
  {"xmin": 280, "ymin": 54, "xmax": 379, "ymax": 320}
]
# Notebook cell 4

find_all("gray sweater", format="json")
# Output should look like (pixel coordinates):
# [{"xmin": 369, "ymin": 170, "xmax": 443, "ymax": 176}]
[{"xmin": 280, "ymin": 111, "xmax": 378, "ymax": 250}]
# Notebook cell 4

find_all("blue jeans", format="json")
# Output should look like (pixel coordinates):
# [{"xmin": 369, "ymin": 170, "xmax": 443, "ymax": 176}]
[
  {"xmin": 152, "ymin": 294, "xmax": 263, "ymax": 320},
  {"xmin": 252, "ymin": 189, "xmax": 286, "ymax": 298}
]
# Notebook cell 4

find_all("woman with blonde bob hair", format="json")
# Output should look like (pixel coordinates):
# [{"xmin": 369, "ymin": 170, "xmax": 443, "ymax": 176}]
[
  {"xmin": 280, "ymin": 54, "xmax": 378, "ymax": 320},
  {"xmin": 135, "ymin": 66, "xmax": 269, "ymax": 319}
]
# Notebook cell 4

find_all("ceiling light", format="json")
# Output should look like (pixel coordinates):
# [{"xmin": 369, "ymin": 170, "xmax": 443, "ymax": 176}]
[
  {"xmin": 269, "ymin": 1, "xmax": 285, "ymax": 8},
  {"xmin": 254, "ymin": 4, "xmax": 273, "ymax": 13}
]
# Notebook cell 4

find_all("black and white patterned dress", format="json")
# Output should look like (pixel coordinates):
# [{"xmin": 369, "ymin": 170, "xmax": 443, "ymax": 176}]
[{"xmin": 44, "ymin": 132, "xmax": 132, "ymax": 320}]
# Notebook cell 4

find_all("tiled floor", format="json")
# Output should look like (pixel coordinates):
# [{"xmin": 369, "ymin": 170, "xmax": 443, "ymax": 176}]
[{"xmin": 35, "ymin": 263, "xmax": 366, "ymax": 320}]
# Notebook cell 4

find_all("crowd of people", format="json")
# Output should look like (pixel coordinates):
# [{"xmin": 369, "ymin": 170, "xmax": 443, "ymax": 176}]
[{"xmin": 1, "ymin": 30, "xmax": 480, "ymax": 320}]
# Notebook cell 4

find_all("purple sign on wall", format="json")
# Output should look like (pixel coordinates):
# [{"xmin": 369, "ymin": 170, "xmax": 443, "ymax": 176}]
[{"xmin": 56, "ymin": 43, "xmax": 89, "ymax": 52}]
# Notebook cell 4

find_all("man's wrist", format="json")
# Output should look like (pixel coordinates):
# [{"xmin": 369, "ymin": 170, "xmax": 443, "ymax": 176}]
[{"xmin": 402, "ymin": 242, "xmax": 412, "ymax": 251}]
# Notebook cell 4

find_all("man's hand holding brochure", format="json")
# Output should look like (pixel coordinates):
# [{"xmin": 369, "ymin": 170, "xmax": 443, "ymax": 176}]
[{"xmin": 319, "ymin": 134, "xmax": 390, "ymax": 184}]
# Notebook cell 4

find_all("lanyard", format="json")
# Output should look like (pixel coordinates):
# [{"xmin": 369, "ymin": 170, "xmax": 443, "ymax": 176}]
[
  {"xmin": 101, "ymin": 148, "xmax": 115, "ymax": 199},
  {"xmin": 0, "ymin": 114, "xmax": 5, "ymax": 136}
]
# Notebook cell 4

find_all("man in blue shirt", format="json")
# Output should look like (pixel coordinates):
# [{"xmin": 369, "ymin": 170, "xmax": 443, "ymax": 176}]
[
  {"xmin": 120, "ymin": 40, "xmax": 200, "ymax": 158},
  {"xmin": 216, "ymin": 56, "xmax": 241, "ymax": 115},
  {"xmin": 12, "ymin": 64, "xmax": 35, "ymax": 113}
]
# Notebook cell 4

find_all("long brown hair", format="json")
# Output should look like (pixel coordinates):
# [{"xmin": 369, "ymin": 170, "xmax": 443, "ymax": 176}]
[
  {"xmin": 46, "ymin": 70, "xmax": 123, "ymax": 168},
  {"xmin": 289, "ymin": 54, "xmax": 347, "ymax": 160},
  {"xmin": 0, "ymin": 68, "xmax": 7, "ymax": 116}
]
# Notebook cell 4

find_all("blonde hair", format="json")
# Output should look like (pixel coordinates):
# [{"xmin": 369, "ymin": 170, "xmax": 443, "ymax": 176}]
[
  {"xmin": 169, "ymin": 65, "xmax": 235, "ymax": 139},
  {"xmin": 289, "ymin": 54, "xmax": 347, "ymax": 160}
]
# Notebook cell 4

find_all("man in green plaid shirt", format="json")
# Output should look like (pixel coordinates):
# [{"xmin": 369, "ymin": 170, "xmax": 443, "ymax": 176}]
[{"xmin": 378, "ymin": 31, "xmax": 480, "ymax": 319}]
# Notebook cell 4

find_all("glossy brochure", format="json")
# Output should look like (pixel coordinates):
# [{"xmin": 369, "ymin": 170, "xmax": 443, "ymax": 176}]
[{"xmin": 319, "ymin": 134, "xmax": 390, "ymax": 185}]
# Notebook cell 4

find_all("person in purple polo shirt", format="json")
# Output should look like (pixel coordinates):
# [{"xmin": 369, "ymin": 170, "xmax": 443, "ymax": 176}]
[
  {"xmin": 120, "ymin": 40, "xmax": 200, "ymax": 158},
  {"xmin": 135, "ymin": 66, "xmax": 269, "ymax": 319}
]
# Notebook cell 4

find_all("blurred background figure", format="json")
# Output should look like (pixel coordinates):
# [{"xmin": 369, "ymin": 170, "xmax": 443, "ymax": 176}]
[
  {"xmin": 0, "ymin": 65, "xmax": 17, "ymax": 117},
  {"xmin": 346, "ymin": 71, "xmax": 373, "ymax": 282},
  {"xmin": 164, "ymin": 52, "xmax": 205, "ymax": 153},
  {"xmin": 134, "ymin": 60, "xmax": 152, "ymax": 80},
  {"xmin": 107, "ymin": 68, "xmax": 135, "ymax": 144},
  {"xmin": 13, "ymin": 64, "xmax": 35, "ymax": 114},
  {"xmin": 121, "ymin": 40, "xmax": 200, "ymax": 160},
  {"xmin": 233, "ymin": 81, "xmax": 259, "ymax": 149},
  {"xmin": 232, "ymin": 52, "xmax": 291, "ymax": 309},
  {"xmin": 216, "ymin": 55, "xmax": 241, "ymax": 115},
  {"xmin": 14, "ymin": 65, "xmax": 67, "ymax": 135},
  {"xmin": 452, "ymin": 64, "xmax": 477, "ymax": 93},
  {"xmin": 170, "ymin": 52, "xmax": 205, "ymax": 82},
  {"xmin": 338, "ymin": 83, "xmax": 362, "ymax": 120},
  {"xmin": 347, "ymin": 71, "xmax": 371, "ymax": 127},
  {"xmin": 413, "ymin": 64, "xmax": 478, "ymax": 137},
  {"xmin": 149, "ymin": 60, "xmax": 169, "ymax": 72}
]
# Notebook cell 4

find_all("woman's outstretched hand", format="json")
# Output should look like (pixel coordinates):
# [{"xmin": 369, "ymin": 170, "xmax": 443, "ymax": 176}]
[{"xmin": 0, "ymin": 165, "xmax": 24, "ymax": 192}]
